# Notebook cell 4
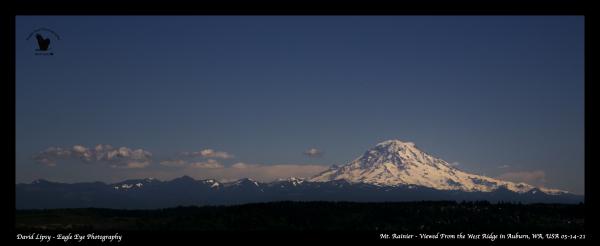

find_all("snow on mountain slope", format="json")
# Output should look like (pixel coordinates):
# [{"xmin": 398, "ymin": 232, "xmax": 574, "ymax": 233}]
[
  {"xmin": 203, "ymin": 179, "xmax": 221, "ymax": 188},
  {"xmin": 275, "ymin": 177, "xmax": 306, "ymax": 186},
  {"xmin": 222, "ymin": 178, "xmax": 260, "ymax": 187},
  {"xmin": 113, "ymin": 178, "xmax": 158, "ymax": 190},
  {"xmin": 310, "ymin": 140, "xmax": 567, "ymax": 194}
]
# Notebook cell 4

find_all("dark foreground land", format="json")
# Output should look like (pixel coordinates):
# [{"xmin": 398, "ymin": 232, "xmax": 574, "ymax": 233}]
[{"xmin": 16, "ymin": 201, "xmax": 584, "ymax": 232}]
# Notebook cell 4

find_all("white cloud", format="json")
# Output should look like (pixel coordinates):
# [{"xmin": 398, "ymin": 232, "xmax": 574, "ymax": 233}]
[
  {"xmin": 449, "ymin": 162, "xmax": 460, "ymax": 167},
  {"xmin": 34, "ymin": 145, "xmax": 330, "ymax": 181},
  {"xmin": 94, "ymin": 144, "xmax": 112, "ymax": 152},
  {"xmin": 100, "ymin": 146, "xmax": 152, "ymax": 168},
  {"xmin": 497, "ymin": 165, "xmax": 510, "ymax": 169},
  {"xmin": 33, "ymin": 144, "xmax": 152, "ymax": 169},
  {"xmin": 189, "ymin": 159, "xmax": 224, "ymax": 169},
  {"xmin": 72, "ymin": 145, "xmax": 87, "ymax": 153},
  {"xmin": 182, "ymin": 148, "xmax": 234, "ymax": 159},
  {"xmin": 303, "ymin": 148, "xmax": 323, "ymax": 157},
  {"xmin": 497, "ymin": 170, "xmax": 546, "ymax": 187}
]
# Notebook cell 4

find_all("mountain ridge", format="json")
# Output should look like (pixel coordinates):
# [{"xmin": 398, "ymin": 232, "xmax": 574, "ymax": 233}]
[
  {"xmin": 16, "ymin": 140, "xmax": 581, "ymax": 208},
  {"xmin": 16, "ymin": 176, "xmax": 583, "ymax": 209}
]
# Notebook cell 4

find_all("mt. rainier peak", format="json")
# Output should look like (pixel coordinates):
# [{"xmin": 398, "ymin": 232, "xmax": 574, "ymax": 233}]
[{"xmin": 310, "ymin": 139, "xmax": 567, "ymax": 194}]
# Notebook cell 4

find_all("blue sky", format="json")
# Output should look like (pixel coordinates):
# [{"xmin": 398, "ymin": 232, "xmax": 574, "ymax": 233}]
[{"xmin": 15, "ymin": 16, "xmax": 584, "ymax": 194}]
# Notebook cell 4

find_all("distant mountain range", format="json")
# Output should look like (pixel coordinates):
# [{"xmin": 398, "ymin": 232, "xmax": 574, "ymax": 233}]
[{"xmin": 16, "ymin": 140, "xmax": 582, "ymax": 209}]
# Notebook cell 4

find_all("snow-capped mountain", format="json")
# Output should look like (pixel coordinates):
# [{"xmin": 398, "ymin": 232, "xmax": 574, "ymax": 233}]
[
  {"xmin": 16, "ymin": 140, "xmax": 581, "ymax": 209},
  {"xmin": 310, "ymin": 140, "xmax": 567, "ymax": 195},
  {"xmin": 17, "ymin": 175, "xmax": 581, "ymax": 209}
]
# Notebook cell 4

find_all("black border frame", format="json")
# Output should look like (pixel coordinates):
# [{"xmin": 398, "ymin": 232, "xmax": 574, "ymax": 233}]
[{"xmin": 6, "ymin": 0, "xmax": 595, "ymax": 243}]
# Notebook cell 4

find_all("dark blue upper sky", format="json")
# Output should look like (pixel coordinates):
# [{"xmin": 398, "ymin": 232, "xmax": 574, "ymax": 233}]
[{"xmin": 16, "ymin": 16, "xmax": 584, "ymax": 194}]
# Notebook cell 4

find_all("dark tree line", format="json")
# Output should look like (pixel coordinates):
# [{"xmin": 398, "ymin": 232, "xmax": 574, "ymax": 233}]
[{"xmin": 16, "ymin": 201, "xmax": 584, "ymax": 232}]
